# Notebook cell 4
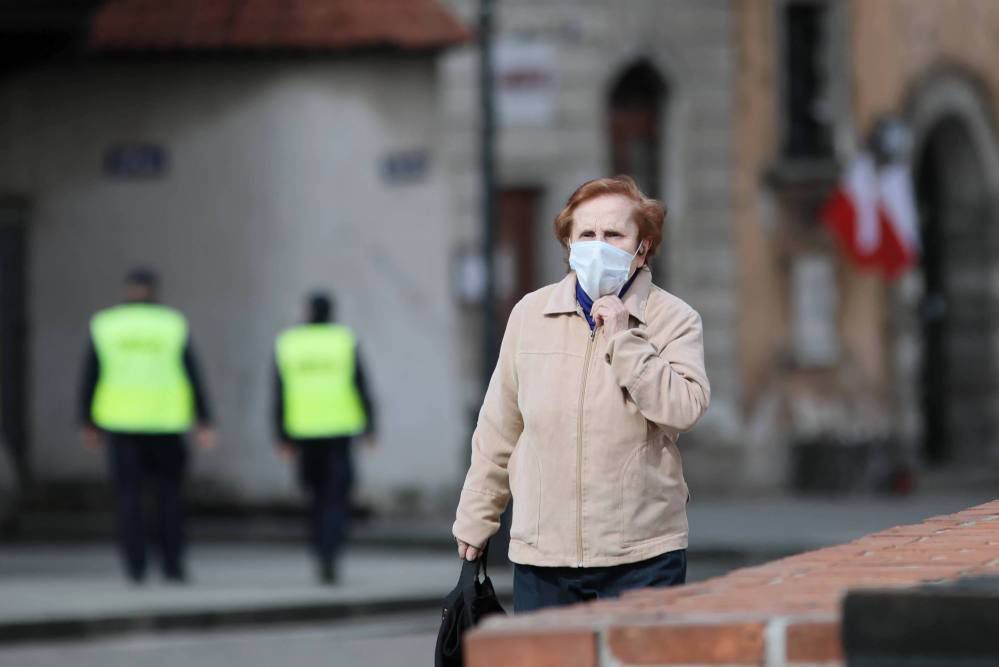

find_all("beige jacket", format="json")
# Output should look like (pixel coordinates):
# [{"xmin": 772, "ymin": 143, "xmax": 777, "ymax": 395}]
[{"xmin": 453, "ymin": 267, "xmax": 710, "ymax": 567}]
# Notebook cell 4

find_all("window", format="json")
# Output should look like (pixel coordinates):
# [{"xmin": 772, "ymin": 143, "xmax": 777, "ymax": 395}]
[
  {"xmin": 608, "ymin": 61, "xmax": 667, "ymax": 198},
  {"xmin": 782, "ymin": 1, "xmax": 834, "ymax": 158}
]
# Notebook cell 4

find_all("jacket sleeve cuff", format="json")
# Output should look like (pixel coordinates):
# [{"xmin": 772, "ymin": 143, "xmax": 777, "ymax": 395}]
[{"xmin": 452, "ymin": 487, "xmax": 504, "ymax": 549}]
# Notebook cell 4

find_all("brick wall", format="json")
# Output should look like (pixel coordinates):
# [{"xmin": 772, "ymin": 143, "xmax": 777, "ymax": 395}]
[{"xmin": 466, "ymin": 500, "xmax": 999, "ymax": 666}]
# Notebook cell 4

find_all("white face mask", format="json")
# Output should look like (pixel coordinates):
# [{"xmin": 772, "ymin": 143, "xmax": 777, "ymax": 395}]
[{"xmin": 569, "ymin": 240, "xmax": 644, "ymax": 300}]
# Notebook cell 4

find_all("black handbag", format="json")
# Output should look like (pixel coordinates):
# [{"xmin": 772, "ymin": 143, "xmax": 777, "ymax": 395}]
[{"xmin": 435, "ymin": 545, "xmax": 507, "ymax": 667}]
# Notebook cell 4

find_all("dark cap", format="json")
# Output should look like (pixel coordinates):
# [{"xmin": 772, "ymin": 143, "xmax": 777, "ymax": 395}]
[
  {"xmin": 307, "ymin": 290, "xmax": 334, "ymax": 323},
  {"xmin": 125, "ymin": 267, "xmax": 159, "ymax": 288}
]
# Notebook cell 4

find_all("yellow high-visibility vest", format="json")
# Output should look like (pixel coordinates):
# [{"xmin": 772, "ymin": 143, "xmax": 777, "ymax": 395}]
[
  {"xmin": 275, "ymin": 324, "xmax": 368, "ymax": 439},
  {"xmin": 90, "ymin": 303, "xmax": 194, "ymax": 433}
]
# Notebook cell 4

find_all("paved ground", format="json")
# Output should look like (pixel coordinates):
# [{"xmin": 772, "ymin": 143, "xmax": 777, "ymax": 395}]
[
  {"xmin": 0, "ymin": 544, "xmax": 507, "ymax": 632},
  {"xmin": 0, "ymin": 491, "xmax": 993, "ymax": 651},
  {"xmin": 0, "ymin": 613, "xmax": 437, "ymax": 667},
  {"xmin": 0, "ymin": 551, "xmax": 743, "ymax": 667}
]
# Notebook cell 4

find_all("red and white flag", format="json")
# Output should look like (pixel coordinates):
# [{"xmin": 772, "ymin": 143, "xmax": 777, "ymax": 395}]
[{"xmin": 821, "ymin": 153, "xmax": 920, "ymax": 279}]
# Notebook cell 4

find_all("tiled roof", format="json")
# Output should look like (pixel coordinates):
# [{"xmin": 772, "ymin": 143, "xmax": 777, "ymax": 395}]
[{"xmin": 89, "ymin": 0, "xmax": 471, "ymax": 53}]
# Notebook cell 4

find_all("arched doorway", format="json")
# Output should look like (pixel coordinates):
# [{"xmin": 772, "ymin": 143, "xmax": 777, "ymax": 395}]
[
  {"xmin": 915, "ymin": 116, "xmax": 996, "ymax": 464},
  {"xmin": 607, "ymin": 60, "xmax": 668, "ymax": 277}
]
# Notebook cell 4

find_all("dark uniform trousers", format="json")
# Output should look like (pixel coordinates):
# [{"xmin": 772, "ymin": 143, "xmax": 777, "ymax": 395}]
[
  {"xmin": 107, "ymin": 433, "xmax": 188, "ymax": 580},
  {"xmin": 296, "ymin": 439, "xmax": 353, "ymax": 565}
]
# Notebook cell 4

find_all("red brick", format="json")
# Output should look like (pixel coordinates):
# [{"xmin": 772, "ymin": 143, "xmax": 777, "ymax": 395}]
[
  {"xmin": 89, "ymin": 0, "xmax": 472, "ymax": 52},
  {"xmin": 465, "ymin": 631, "xmax": 597, "ymax": 667},
  {"xmin": 786, "ymin": 620, "xmax": 843, "ymax": 662},
  {"xmin": 951, "ymin": 525, "xmax": 999, "ymax": 534},
  {"xmin": 623, "ymin": 582, "xmax": 715, "ymax": 598},
  {"xmin": 793, "ymin": 545, "xmax": 873, "ymax": 562},
  {"xmin": 917, "ymin": 536, "xmax": 999, "ymax": 547},
  {"xmin": 852, "ymin": 548, "xmax": 997, "ymax": 566},
  {"xmin": 850, "ymin": 535, "xmax": 921, "ymax": 547},
  {"xmin": 608, "ymin": 622, "xmax": 765, "ymax": 665},
  {"xmin": 877, "ymin": 526, "xmax": 952, "ymax": 537}
]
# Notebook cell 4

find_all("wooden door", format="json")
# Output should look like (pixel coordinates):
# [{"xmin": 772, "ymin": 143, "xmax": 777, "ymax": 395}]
[{"xmin": 495, "ymin": 188, "xmax": 540, "ymax": 329}]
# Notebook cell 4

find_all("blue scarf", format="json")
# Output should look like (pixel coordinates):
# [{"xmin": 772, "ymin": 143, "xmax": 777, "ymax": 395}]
[{"xmin": 575, "ymin": 270, "xmax": 641, "ymax": 331}]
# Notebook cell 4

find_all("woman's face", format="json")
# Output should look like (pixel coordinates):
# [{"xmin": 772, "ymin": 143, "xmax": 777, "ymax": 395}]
[{"xmin": 570, "ymin": 194, "xmax": 647, "ymax": 271}]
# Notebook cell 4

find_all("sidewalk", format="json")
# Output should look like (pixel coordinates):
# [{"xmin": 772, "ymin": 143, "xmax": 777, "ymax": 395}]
[
  {"xmin": 0, "ymin": 544, "xmax": 510, "ymax": 644},
  {"xmin": 0, "ymin": 491, "xmax": 992, "ymax": 644}
]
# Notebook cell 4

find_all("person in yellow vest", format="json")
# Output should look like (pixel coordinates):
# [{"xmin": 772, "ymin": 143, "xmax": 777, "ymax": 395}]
[
  {"xmin": 79, "ymin": 268, "xmax": 215, "ymax": 584},
  {"xmin": 274, "ymin": 292, "xmax": 376, "ymax": 584}
]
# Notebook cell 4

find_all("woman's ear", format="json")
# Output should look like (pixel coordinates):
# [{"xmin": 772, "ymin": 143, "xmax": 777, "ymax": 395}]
[{"xmin": 636, "ymin": 240, "xmax": 650, "ymax": 267}]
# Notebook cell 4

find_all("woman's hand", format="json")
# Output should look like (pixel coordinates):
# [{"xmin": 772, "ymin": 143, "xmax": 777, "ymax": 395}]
[
  {"xmin": 456, "ymin": 538, "xmax": 481, "ymax": 561},
  {"xmin": 592, "ymin": 295, "xmax": 630, "ymax": 337}
]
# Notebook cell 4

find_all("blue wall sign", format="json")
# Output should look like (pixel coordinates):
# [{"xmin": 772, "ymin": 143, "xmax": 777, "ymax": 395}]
[
  {"xmin": 381, "ymin": 149, "xmax": 430, "ymax": 184},
  {"xmin": 104, "ymin": 144, "xmax": 169, "ymax": 179}
]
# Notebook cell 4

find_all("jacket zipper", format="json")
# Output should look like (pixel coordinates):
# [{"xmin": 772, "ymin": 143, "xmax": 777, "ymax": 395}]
[{"xmin": 576, "ymin": 326, "xmax": 596, "ymax": 567}]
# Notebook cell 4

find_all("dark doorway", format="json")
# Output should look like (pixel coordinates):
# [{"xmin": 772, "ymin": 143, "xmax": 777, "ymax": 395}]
[
  {"xmin": 0, "ymin": 197, "xmax": 29, "ymax": 488},
  {"xmin": 915, "ymin": 117, "xmax": 995, "ymax": 464},
  {"xmin": 608, "ymin": 61, "xmax": 668, "ymax": 279},
  {"xmin": 495, "ymin": 188, "xmax": 540, "ymax": 329},
  {"xmin": 780, "ymin": 1, "xmax": 834, "ymax": 159}
]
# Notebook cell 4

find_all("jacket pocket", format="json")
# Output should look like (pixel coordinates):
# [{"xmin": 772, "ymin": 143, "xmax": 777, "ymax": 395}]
[
  {"xmin": 509, "ymin": 441, "xmax": 541, "ymax": 547},
  {"xmin": 620, "ymin": 440, "xmax": 682, "ymax": 546},
  {"xmin": 665, "ymin": 439, "xmax": 691, "ymax": 505}
]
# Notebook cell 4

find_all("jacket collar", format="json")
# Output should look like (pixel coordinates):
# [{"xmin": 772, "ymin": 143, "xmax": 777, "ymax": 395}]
[{"xmin": 543, "ymin": 266, "xmax": 652, "ymax": 324}]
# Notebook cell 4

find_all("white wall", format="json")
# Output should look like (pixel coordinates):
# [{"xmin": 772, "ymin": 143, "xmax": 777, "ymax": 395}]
[{"xmin": 0, "ymin": 58, "xmax": 463, "ymax": 506}]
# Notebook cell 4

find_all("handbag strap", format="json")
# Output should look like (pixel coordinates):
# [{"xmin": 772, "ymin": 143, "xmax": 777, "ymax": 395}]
[
  {"xmin": 459, "ymin": 540, "xmax": 490, "ymax": 627},
  {"xmin": 479, "ymin": 540, "xmax": 490, "ymax": 578}
]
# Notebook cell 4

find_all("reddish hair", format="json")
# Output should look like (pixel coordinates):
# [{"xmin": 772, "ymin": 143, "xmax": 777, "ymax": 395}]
[{"xmin": 553, "ymin": 175, "xmax": 666, "ymax": 258}]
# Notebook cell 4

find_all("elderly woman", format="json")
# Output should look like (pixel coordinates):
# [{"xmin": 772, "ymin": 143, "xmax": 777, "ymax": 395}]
[{"xmin": 453, "ymin": 175, "xmax": 711, "ymax": 612}]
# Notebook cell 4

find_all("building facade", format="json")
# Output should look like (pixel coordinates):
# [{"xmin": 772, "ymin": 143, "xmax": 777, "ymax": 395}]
[
  {"xmin": 736, "ymin": 0, "xmax": 999, "ymax": 491},
  {"xmin": 2, "ymin": 0, "xmax": 997, "ymax": 517}
]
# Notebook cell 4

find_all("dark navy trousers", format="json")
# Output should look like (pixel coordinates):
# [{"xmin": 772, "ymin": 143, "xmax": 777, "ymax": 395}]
[
  {"xmin": 296, "ymin": 440, "xmax": 353, "ymax": 565},
  {"xmin": 513, "ymin": 549, "xmax": 687, "ymax": 613},
  {"xmin": 107, "ymin": 433, "xmax": 188, "ymax": 581}
]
